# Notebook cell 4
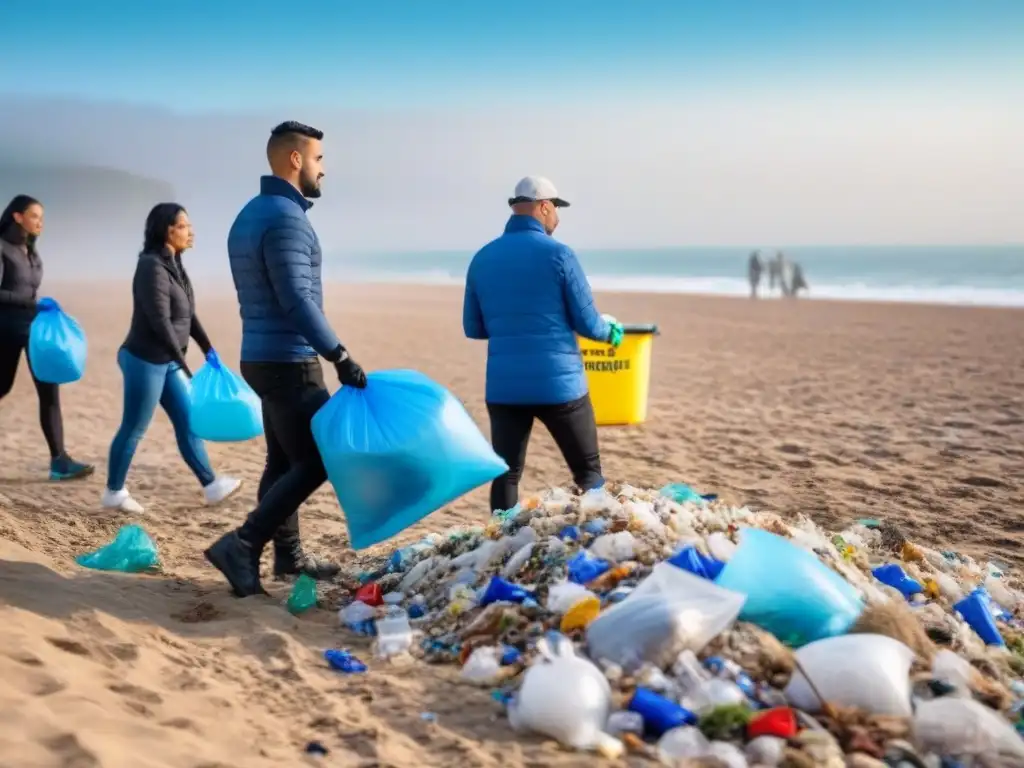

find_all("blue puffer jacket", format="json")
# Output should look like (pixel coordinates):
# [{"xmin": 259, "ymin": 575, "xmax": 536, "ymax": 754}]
[
  {"xmin": 463, "ymin": 215, "xmax": 610, "ymax": 405},
  {"xmin": 227, "ymin": 176, "xmax": 341, "ymax": 362}
]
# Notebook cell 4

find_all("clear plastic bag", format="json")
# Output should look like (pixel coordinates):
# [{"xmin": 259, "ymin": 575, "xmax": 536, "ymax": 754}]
[
  {"xmin": 311, "ymin": 370, "xmax": 508, "ymax": 550},
  {"xmin": 189, "ymin": 351, "xmax": 264, "ymax": 442},
  {"xmin": 586, "ymin": 563, "xmax": 745, "ymax": 671},
  {"xmin": 28, "ymin": 297, "xmax": 87, "ymax": 384},
  {"xmin": 784, "ymin": 634, "xmax": 914, "ymax": 716},
  {"xmin": 913, "ymin": 697, "xmax": 1024, "ymax": 762},
  {"xmin": 508, "ymin": 633, "xmax": 613, "ymax": 750}
]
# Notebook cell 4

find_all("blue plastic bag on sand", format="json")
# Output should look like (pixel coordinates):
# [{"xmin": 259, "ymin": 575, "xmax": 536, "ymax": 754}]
[
  {"xmin": 189, "ymin": 350, "xmax": 263, "ymax": 442},
  {"xmin": 715, "ymin": 527, "xmax": 863, "ymax": 646},
  {"xmin": 311, "ymin": 369, "xmax": 508, "ymax": 550},
  {"xmin": 28, "ymin": 297, "xmax": 87, "ymax": 384},
  {"xmin": 76, "ymin": 525, "xmax": 160, "ymax": 573}
]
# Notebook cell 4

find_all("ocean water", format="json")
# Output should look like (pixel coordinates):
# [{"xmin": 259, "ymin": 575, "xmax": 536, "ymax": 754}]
[{"xmin": 329, "ymin": 245, "xmax": 1024, "ymax": 308}]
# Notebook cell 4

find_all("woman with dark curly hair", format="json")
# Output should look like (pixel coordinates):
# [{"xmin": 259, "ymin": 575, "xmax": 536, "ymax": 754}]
[
  {"xmin": 101, "ymin": 202, "xmax": 240, "ymax": 513},
  {"xmin": 0, "ymin": 194, "xmax": 93, "ymax": 480}
]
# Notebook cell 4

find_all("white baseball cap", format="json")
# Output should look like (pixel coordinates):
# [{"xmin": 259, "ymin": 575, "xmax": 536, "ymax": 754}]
[{"xmin": 508, "ymin": 176, "xmax": 570, "ymax": 208}]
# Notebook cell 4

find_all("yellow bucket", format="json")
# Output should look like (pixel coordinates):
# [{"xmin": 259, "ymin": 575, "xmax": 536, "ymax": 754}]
[{"xmin": 578, "ymin": 323, "xmax": 659, "ymax": 426}]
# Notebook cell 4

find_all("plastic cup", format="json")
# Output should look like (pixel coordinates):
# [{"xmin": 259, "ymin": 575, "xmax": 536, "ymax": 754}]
[
  {"xmin": 627, "ymin": 687, "xmax": 698, "ymax": 736},
  {"xmin": 714, "ymin": 528, "xmax": 863, "ymax": 646}
]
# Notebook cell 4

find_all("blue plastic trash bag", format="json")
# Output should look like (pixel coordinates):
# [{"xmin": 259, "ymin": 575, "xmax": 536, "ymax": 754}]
[
  {"xmin": 28, "ymin": 297, "xmax": 87, "ymax": 384},
  {"xmin": 75, "ymin": 525, "xmax": 160, "ymax": 573},
  {"xmin": 189, "ymin": 349, "xmax": 263, "ymax": 442},
  {"xmin": 715, "ymin": 528, "xmax": 863, "ymax": 646},
  {"xmin": 310, "ymin": 369, "xmax": 508, "ymax": 550}
]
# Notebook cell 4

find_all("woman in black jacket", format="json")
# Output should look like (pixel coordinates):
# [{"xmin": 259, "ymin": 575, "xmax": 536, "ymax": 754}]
[
  {"xmin": 101, "ymin": 203, "xmax": 240, "ymax": 513},
  {"xmin": 0, "ymin": 195, "xmax": 93, "ymax": 480}
]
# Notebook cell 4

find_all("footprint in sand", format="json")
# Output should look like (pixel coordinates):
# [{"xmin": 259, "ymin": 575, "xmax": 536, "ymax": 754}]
[
  {"xmin": 108, "ymin": 682, "xmax": 163, "ymax": 705},
  {"xmin": 959, "ymin": 475, "xmax": 1006, "ymax": 489},
  {"xmin": 45, "ymin": 637, "xmax": 91, "ymax": 657},
  {"xmin": 42, "ymin": 733, "xmax": 99, "ymax": 767}
]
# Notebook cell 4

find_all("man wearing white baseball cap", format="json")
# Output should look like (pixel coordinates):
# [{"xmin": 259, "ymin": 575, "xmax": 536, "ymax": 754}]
[{"xmin": 463, "ymin": 176, "xmax": 624, "ymax": 512}]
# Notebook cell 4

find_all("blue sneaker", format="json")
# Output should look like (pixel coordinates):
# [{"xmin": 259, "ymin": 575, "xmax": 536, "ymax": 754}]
[{"xmin": 49, "ymin": 455, "xmax": 95, "ymax": 482}]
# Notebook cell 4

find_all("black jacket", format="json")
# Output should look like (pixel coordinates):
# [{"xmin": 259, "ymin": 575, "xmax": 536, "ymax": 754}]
[
  {"xmin": 122, "ymin": 248, "xmax": 211, "ymax": 375},
  {"xmin": 0, "ymin": 228, "xmax": 43, "ymax": 338}
]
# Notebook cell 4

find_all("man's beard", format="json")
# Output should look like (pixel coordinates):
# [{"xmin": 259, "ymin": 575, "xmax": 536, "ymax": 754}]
[{"xmin": 299, "ymin": 174, "xmax": 322, "ymax": 199}]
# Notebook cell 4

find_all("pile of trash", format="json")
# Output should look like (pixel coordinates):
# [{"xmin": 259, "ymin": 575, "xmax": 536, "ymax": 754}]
[{"xmin": 325, "ymin": 482, "xmax": 1024, "ymax": 766}]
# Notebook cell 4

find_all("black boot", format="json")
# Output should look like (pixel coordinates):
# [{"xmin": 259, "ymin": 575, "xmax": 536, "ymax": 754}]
[
  {"xmin": 204, "ymin": 532, "xmax": 267, "ymax": 597},
  {"xmin": 272, "ymin": 539, "xmax": 340, "ymax": 580}
]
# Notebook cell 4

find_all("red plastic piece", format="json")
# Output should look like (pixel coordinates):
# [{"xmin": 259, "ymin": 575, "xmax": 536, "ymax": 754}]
[
  {"xmin": 747, "ymin": 707, "xmax": 799, "ymax": 740},
  {"xmin": 355, "ymin": 583, "xmax": 384, "ymax": 606}
]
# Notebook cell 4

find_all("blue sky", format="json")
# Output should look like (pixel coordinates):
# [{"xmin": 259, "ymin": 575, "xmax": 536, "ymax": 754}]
[
  {"xmin": 0, "ymin": 1, "xmax": 1021, "ymax": 249},
  {"xmin": 3, "ymin": 0, "xmax": 1022, "ymax": 110}
]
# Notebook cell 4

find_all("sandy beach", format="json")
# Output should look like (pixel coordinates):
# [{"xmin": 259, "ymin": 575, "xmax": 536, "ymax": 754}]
[{"xmin": 1, "ymin": 282, "xmax": 1023, "ymax": 768}]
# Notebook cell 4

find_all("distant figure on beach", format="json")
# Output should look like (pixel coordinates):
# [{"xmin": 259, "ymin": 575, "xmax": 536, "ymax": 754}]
[
  {"xmin": 0, "ymin": 195, "xmax": 94, "ymax": 481},
  {"xmin": 767, "ymin": 251, "xmax": 785, "ymax": 295},
  {"xmin": 463, "ymin": 175, "xmax": 620, "ymax": 513},
  {"xmin": 788, "ymin": 262, "xmax": 808, "ymax": 298},
  {"xmin": 207, "ymin": 121, "xmax": 367, "ymax": 598},
  {"xmin": 747, "ymin": 250, "xmax": 763, "ymax": 298}
]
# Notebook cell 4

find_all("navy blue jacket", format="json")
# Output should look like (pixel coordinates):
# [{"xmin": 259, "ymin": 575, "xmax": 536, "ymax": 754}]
[
  {"xmin": 227, "ymin": 176, "xmax": 341, "ymax": 362},
  {"xmin": 463, "ymin": 215, "xmax": 610, "ymax": 405}
]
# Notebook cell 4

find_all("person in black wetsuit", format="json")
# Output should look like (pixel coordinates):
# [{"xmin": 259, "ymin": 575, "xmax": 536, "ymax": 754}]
[{"xmin": 0, "ymin": 195, "xmax": 93, "ymax": 480}]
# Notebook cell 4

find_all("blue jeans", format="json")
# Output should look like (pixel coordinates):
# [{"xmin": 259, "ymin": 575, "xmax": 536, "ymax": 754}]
[{"xmin": 106, "ymin": 347, "xmax": 215, "ymax": 491}]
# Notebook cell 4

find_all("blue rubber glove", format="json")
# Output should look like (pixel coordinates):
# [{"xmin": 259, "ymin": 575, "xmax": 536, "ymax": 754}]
[
  {"xmin": 205, "ymin": 348, "xmax": 221, "ymax": 369},
  {"xmin": 36, "ymin": 296, "xmax": 60, "ymax": 312}
]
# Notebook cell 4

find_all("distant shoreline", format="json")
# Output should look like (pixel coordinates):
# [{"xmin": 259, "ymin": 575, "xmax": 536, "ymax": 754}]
[{"xmin": 46, "ymin": 278, "xmax": 1024, "ymax": 313}]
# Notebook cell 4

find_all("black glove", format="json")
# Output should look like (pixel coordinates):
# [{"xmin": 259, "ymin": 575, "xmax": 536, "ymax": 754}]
[{"xmin": 333, "ymin": 349, "xmax": 367, "ymax": 389}]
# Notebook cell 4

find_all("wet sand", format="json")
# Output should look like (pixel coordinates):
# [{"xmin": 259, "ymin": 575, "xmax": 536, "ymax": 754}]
[{"xmin": 1, "ymin": 282, "xmax": 1023, "ymax": 767}]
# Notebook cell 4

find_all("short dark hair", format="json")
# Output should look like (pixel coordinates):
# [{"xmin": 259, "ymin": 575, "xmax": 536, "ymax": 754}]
[
  {"xmin": 143, "ymin": 202, "xmax": 186, "ymax": 254},
  {"xmin": 267, "ymin": 121, "xmax": 323, "ymax": 159}
]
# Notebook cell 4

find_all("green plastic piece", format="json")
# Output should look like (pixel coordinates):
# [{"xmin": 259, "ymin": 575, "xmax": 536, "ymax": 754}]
[
  {"xmin": 75, "ymin": 525, "xmax": 160, "ymax": 573},
  {"xmin": 287, "ymin": 574, "xmax": 319, "ymax": 614},
  {"xmin": 608, "ymin": 321, "xmax": 625, "ymax": 348}
]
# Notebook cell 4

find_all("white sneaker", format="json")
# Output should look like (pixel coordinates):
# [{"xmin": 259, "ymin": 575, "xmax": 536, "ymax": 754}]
[
  {"xmin": 101, "ymin": 488, "xmax": 144, "ymax": 514},
  {"xmin": 204, "ymin": 476, "xmax": 241, "ymax": 505}
]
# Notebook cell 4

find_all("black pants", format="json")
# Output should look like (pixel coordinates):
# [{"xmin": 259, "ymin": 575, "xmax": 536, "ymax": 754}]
[
  {"xmin": 0, "ymin": 334, "xmax": 64, "ymax": 459},
  {"xmin": 487, "ymin": 394, "xmax": 603, "ymax": 513},
  {"xmin": 238, "ymin": 360, "xmax": 330, "ymax": 550}
]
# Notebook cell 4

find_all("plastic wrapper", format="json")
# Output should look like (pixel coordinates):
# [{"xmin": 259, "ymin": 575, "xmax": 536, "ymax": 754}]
[
  {"xmin": 311, "ymin": 369, "xmax": 508, "ymax": 549},
  {"xmin": 784, "ymin": 634, "xmax": 914, "ymax": 716},
  {"xmin": 587, "ymin": 563, "xmax": 745, "ymax": 671},
  {"xmin": 28, "ymin": 297, "xmax": 87, "ymax": 384},
  {"xmin": 189, "ymin": 350, "xmax": 264, "ymax": 442},
  {"xmin": 286, "ymin": 574, "xmax": 318, "ymax": 614},
  {"xmin": 75, "ymin": 525, "xmax": 159, "ymax": 573}
]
